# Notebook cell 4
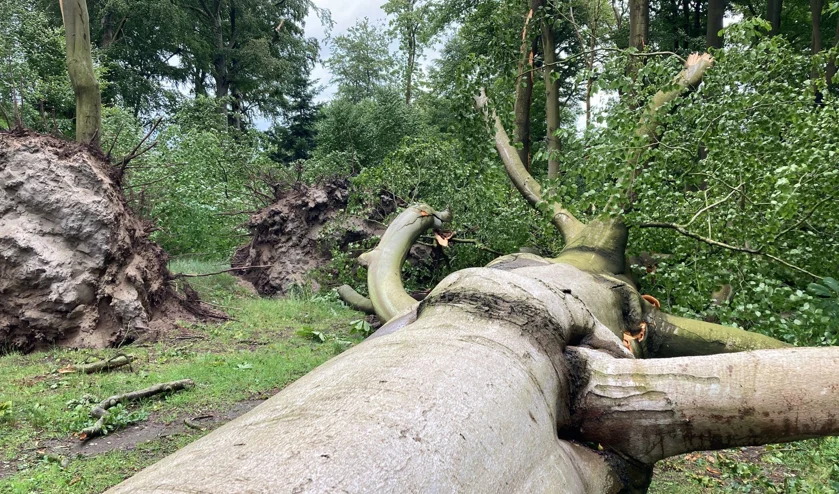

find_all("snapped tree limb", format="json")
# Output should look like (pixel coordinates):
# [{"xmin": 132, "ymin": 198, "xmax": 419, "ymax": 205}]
[{"xmin": 567, "ymin": 346, "xmax": 839, "ymax": 465}]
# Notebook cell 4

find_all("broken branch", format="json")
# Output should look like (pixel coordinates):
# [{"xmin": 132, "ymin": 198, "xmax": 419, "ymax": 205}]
[
  {"xmin": 60, "ymin": 354, "xmax": 135, "ymax": 374},
  {"xmin": 80, "ymin": 379, "xmax": 194, "ymax": 440},
  {"xmin": 568, "ymin": 346, "xmax": 839, "ymax": 465},
  {"xmin": 175, "ymin": 265, "xmax": 272, "ymax": 278}
]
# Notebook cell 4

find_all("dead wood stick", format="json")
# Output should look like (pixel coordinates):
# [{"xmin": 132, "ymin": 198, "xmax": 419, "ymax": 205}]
[
  {"xmin": 80, "ymin": 379, "xmax": 194, "ymax": 440},
  {"xmin": 62, "ymin": 354, "xmax": 135, "ymax": 374},
  {"xmin": 175, "ymin": 265, "xmax": 272, "ymax": 278}
]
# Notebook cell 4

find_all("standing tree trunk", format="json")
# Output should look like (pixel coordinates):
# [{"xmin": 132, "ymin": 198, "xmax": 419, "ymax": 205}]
[
  {"xmin": 706, "ymin": 0, "xmax": 725, "ymax": 48},
  {"xmin": 827, "ymin": 16, "xmax": 839, "ymax": 89},
  {"xmin": 767, "ymin": 0, "xmax": 783, "ymax": 36},
  {"xmin": 812, "ymin": 0, "xmax": 823, "ymax": 55},
  {"xmin": 542, "ymin": 18, "xmax": 561, "ymax": 180},
  {"xmin": 60, "ymin": 0, "xmax": 102, "ymax": 147},
  {"xmin": 629, "ymin": 0, "xmax": 649, "ymax": 50},
  {"xmin": 514, "ymin": 4, "xmax": 540, "ymax": 171}
]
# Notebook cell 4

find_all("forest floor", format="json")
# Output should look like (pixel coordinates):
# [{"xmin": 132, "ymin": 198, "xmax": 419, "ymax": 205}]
[{"xmin": 0, "ymin": 260, "xmax": 837, "ymax": 493}]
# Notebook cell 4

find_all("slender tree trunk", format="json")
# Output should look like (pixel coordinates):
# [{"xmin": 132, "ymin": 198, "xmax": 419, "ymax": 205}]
[
  {"xmin": 514, "ymin": 4, "xmax": 540, "ymax": 171},
  {"xmin": 827, "ymin": 16, "xmax": 839, "ymax": 89},
  {"xmin": 60, "ymin": 0, "xmax": 102, "ymax": 147},
  {"xmin": 706, "ymin": 0, "xmax": 725, "ymax": 48},
  {"xmin": 812, "ymin": 0, "xmax": 823, "ymax": 55},
  {"xmin": 542, "ymin": 18, "xmax": 561, "ymax": 180},
  {"xmin": 767, "ymin": 0, "xmax": 782, "ymax": 36},
  {"xmin": 629, "ymin": 0, "xmax": 649, "ymax": 49},
  {"xmin": 405, "ymin": 44, "xmax": 415, "ymax": 104}
]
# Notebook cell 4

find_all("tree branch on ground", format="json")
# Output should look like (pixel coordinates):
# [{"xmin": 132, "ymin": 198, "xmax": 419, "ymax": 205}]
[
  {"xmin": 59, "ymin": 354, "xmax": 135, "ymax": 374},
  {"xmin": 80, "ymin": 379, "xmax": 194, "ymax": 440}
]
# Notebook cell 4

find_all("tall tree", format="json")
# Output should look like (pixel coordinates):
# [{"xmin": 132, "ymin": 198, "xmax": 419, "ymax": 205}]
[
  {"xmin": 706, "ymin": 0, "xmax": 725, "ymax": 48},
  {"xmin": 629, "ymin": 0, "xmax": 649, "ymax": 49},
  {"xmin": 384, "ymin": 0, "xmax": 432, "ymax": 104},
  {"xmin": 60, "ymin": 0, "xmax": 101, "ymax": 146},
  {"xmin": 326, "ymin": 18, "xmax": 394, "ymax": 102},
  {"xmin": 542, "ymin": 11, "xmax": 562, "ymax": 180},
  {"xmin": 268, "ymin": 74, "xmax": 321, "ymax": 165},
  {"xmin": 176, "ymin": 0, "xmax": 319, "ymax": 127}
]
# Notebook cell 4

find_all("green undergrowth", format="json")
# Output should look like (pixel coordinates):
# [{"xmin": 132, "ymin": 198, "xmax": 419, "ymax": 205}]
[
  {"xmin": 0, "ymin": 259, "xmax": 364, "ymax": 493},
  {"xmin": 649, "ymin": 439, "xmax": 839, "ymax": 493},
  {"xmin": 0, "ymin": 260, "xmax": 836, "ymax": 493}
]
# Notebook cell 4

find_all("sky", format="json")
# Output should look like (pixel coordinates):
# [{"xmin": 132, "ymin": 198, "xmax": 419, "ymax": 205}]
[{"xmin": 303, "ymin": 0, "xmax": 390, "ymax": 103}]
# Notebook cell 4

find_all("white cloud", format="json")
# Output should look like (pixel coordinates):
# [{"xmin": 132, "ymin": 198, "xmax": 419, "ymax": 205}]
[{"xmin": 304, "ymin": 1, "xmax": 391, "ymax": 102}]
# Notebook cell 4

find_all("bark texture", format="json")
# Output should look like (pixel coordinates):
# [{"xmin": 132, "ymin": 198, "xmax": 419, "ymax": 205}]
[
  {"xmin": 60, "ymin": 0, "xmax": 102, "ymax": 147},
  {"xmin": 568, "ymin": 346, "xmax": 839, "ymax": 464},
  {"xmin": 542, "ymin": 19, "xmax": 561, "ymax": 180},
  {"xmin": 629, "ymin": 0, "xmax": 649, "ymax": 50},
  {"xmin": 109, "ymin": 264, "xmax": 632, "ymax": 494}
]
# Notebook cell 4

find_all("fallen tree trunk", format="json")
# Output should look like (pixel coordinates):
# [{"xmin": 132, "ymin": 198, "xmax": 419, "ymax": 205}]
[{"xmin": 109, "ymin": 55, "xmax": 838, "ymax": 493}]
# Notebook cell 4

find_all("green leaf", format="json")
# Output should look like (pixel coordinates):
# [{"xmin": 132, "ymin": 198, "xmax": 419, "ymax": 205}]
[{"xmin": 807, "ymin": 283, "xmax": 833, "ymax": 298}]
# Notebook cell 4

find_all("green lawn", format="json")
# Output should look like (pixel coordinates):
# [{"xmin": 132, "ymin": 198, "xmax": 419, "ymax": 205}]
[{"xmin": 1, "ymin": 260, "xmax": 837, "ymax": 493}]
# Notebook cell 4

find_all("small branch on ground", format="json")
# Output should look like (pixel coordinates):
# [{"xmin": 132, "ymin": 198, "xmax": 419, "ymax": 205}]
[
  {"xmin": 80, "ymin": 379, "xmax": 194, "ymax": 440},
  {"xmin": 175, "ymin": 265, "xmax": 272, "ymax": 278},
  {"xmin": 59, "ymin": 354, "xmax": 135, "ymax": 374}
]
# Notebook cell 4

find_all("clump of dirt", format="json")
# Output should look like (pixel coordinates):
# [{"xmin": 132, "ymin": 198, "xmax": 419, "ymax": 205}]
[
  {"xmin": 230, "ymin": 180, "xmax": 388, "ymax": 295},
  {"xmin": 0, "ymin": 131, "xmax": 220, "ymax": 352}
]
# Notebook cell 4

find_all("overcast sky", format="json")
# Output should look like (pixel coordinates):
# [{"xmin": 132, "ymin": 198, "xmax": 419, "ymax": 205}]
[{"xmin": 302, "ymin": 0, "xmax": 390, "ymax": 103}]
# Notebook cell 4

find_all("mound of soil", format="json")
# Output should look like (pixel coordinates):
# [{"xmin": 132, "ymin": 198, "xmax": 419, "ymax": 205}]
[
  {"xmin": 0, "ymin": 132, "xmax": 217, "ymax": 352},
  {"xmin": 231, "ymin": 180, "xmax": 387, "ymax": 295}
]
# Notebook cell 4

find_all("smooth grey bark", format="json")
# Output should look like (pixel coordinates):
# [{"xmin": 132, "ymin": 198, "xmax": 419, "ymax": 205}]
[{"xmin": 60, "ymin": 0, "xmax": 102, "ymax": 147}]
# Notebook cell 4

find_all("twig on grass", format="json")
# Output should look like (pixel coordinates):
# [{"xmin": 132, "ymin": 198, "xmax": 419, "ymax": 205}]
[{"xmin": 79, "ymin": 379, "xmax": 194, "ymax": 440}]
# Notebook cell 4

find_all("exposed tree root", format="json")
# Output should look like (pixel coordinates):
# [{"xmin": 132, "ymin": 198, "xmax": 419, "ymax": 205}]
[{"xmin": 80, "ymin": 379, "xmax": 194, "ymax": 440}]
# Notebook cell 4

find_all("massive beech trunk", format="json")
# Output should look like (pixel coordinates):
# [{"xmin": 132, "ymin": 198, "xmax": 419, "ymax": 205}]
[
  {"xmin": 111, "ymin": 55, "xmax": 838, "ymax": 493},
  {"xmin": 60, "ymin": 0, "xmax": 101, "ymax": 147}
]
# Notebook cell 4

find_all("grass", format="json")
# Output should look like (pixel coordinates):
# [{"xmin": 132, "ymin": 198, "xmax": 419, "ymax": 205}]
[
  {"xmin": 1, "ymin": 259, "xmax": 837, "ymax": 493},
  {"xmin": 0, "ymin": 259, "xmax": 365, "ymax": 493}
]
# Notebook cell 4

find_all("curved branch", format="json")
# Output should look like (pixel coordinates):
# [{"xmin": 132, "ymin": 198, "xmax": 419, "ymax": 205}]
[
  {"xmin": 636, "ymin": 53, "xmax": 714, "ymax": 140},
  {"xmin": 474, "ymin": 89, "xmax": 585, "ymax": 243},
  {"xmin": 567, "ymin": 346, "xmax": 839, "ymax": 465},
  {"xmin": 336, "ymin": 285, "xmax": 375, "ymax": 314},
  {"xmin": 366, "ymin": 204, "xmax": 450, "ymax": 322}
]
